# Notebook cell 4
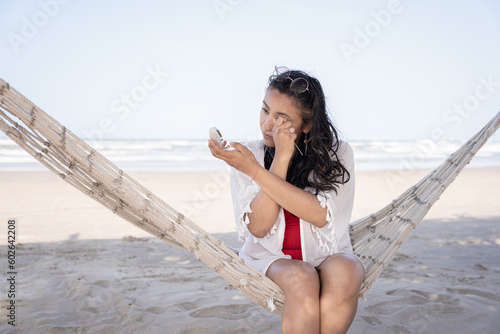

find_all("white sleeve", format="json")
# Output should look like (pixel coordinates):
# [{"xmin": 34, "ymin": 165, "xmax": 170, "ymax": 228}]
[
  {"xmin": 230, "ymin": 167, "xmax": 261, "ymax": 241},
  {"xmin": 316, "ymin": 142, "xmax": 355, "ymax": 252}
]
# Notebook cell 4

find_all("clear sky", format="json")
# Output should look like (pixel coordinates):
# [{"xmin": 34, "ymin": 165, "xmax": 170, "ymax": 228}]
[{"xmin": 1, "ymin": 0, "xmax": 500, "ymax": 142}]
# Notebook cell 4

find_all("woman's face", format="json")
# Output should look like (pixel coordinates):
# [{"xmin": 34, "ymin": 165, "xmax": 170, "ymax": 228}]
[{"xmin": 260, "ymin": 88, "xmax": 310, "ymax": 148}]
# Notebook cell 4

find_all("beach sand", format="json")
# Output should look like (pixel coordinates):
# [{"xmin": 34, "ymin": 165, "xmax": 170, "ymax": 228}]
[{"xmin": 0, "ymin": 167, "xmax": 499, "ymax": 333}]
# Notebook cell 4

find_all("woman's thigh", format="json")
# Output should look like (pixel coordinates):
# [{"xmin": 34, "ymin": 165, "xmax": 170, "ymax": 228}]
[
  {"xmin": 266, "ymin": 258, "xmax": 320, "ymax": 295},
  {"xmin": 316, "ymin": 253, "xmax": 365, "ymax": 294}
]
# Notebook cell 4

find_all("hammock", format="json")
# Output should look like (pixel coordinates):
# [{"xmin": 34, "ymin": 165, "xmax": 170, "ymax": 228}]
[{"xmin": 0, "ymin": 77, "xmax": 499, "ymax": 315}]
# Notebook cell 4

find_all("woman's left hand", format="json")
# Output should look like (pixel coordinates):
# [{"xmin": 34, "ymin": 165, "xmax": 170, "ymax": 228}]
[
  {"xmin": 208, "ymin": 140, "xmax": 258, "ymax": 176},
  {"xmin": 272, "ymin": 117, "xmax": 297, "ymax": 163}
]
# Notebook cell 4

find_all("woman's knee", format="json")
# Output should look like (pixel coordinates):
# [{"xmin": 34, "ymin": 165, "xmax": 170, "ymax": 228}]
[
  {"xmin": 270, "ymin": 260, "xmax": 320, "ymax": 297},
  {"xmin": 318, "ymin": 254, "xmax": 365, "ymax": 296}
]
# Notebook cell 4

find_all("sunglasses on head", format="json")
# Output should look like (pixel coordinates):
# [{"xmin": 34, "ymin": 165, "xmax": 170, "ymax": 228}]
[{"xmin": 269, "ymin": 66, "xmax": 309, "ymax": 94}]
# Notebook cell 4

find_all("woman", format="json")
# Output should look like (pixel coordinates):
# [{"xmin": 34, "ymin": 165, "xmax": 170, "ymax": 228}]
[{"xmin": 208, "ymin": 66, "xmax": 365, "ymax": 334}]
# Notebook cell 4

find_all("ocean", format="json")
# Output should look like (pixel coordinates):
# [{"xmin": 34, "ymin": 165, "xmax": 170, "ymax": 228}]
[{"xmin": 0, "ymin": 138, "xmax": 499, "ymax": 172}]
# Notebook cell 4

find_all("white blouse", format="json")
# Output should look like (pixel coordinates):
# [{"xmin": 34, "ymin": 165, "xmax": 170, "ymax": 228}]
[{"xmin": 230, "ymin": 139, "xmax": 356, "ymax": 275}]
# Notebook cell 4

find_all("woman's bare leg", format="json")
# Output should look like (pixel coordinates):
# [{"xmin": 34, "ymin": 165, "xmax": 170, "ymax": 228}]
[
  {"xmin": 266, "ymin": 259, "xmax": 321, "ymax": 334},
  {"xmin": 316, "ymin": 253, "xmax": 365, "ymax": 334}
]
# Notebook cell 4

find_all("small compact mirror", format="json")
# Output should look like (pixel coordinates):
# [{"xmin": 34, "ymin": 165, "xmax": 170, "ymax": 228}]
[{"xmin": 209, "ymin": 127, "xmax": 224, "ymax": 148}]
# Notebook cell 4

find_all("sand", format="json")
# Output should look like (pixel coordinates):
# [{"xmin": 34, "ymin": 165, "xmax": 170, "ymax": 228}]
[{"xmin": 0, "ymin": 167, "xmax": 499, "ymax": 333}]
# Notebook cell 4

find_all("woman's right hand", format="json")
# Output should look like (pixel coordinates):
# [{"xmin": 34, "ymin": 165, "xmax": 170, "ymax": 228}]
[{"xmin": 208, "ymin": 139, "xmax": 259, "ymax": 177}]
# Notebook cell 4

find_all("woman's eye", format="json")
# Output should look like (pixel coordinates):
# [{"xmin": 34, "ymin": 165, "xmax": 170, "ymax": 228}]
[{"xmin": 262, "ymin": 108, "xmax": 269, "ymax": 114}]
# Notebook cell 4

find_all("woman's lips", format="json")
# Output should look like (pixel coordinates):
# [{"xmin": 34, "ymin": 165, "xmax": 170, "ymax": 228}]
[{"xmin": 263, "ymin": 133, "xmax": 273, "ymax": 140}]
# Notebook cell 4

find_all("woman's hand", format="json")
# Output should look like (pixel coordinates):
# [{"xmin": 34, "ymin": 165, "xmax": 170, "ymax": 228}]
[
  {"xmin": 208, "ymin": 140, "xmax": 258, "ymax": 176},
  {"xmin": 272, "ymin": 117, "xmax": 297, "ymax": 163}
]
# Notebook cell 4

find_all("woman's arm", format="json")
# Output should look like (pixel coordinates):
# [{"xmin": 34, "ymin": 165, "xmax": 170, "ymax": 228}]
[
  {"xmin": 243, "ymin": 116, "xmax": 328, "ymax": 229},
  {"xmin": 245, "ymin": 153, "xmax": 328, "ymax": 228},
  {"xmin": 245, "ymin": 151, "xmax": 288, "ymax": 238},
  {"xmin": 211, "ymin": 140, "xmax": 328, "ymax": 229},
  {"xmin": 209, "ymin": 117, "xmax": 327, "ymax": 237},
  {"xmin": 209, "ymin": 139, "xmax": 289, "ymax": 238}
]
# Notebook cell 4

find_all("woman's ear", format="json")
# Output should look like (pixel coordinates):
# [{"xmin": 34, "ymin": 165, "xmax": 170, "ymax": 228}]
[{"xmin": 303, "ymin": 120, "xmax": 312, "ymax": 137}]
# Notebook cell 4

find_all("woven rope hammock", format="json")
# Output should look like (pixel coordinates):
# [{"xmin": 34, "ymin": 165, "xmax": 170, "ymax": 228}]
[{"xmin": 1, "ymin": 77, "xmax": 499, "ymax": 315}]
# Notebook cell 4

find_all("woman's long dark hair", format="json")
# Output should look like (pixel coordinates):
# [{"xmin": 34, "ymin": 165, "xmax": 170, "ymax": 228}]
[{"xmin": 265, "ymin": 69, "xmax": 350, "ymax": 194}]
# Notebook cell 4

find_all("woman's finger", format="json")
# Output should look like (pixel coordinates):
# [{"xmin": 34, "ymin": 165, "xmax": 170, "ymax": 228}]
[
  {"xmin": 211, "ymin": 142, "xmax": 256, "ymax": 175},
  {"xmin": 208, "ymin": 139, "xmax": 227, "ymax": 159},
  {"xmin": 228, "ymin": 141, "xmax": 248, "ymax": 153},
  {"xmin": 273, "ymin": 119, "xmax": 294, "ymax": 133},
  {"xmin": 273, "ymin": 117, "xmax": 288, "ymax": 128},
  {"xmin": 274, "ymin": 122, "xmax": 295, "ymax": 138}
]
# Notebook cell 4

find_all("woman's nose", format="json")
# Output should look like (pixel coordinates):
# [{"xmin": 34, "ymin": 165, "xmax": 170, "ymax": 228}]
[{"xmin": 263, "ymin": 115, "xmax": 274, "ymax": 130}]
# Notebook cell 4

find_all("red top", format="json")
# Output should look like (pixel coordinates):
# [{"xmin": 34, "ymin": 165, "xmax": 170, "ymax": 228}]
[{"xmin": 282, "ymin": 209, "xmax": 302, "ymax": 260}]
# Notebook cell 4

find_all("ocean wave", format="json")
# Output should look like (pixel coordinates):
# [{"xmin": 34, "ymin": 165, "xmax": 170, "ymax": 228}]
[{"xmin": 1, "ymin": 138, "xmax": 499, "ymax": 171}]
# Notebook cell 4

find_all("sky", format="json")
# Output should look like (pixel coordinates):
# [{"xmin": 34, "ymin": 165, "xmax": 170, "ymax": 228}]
[{"xmin": 1, "ymin": 0, "xmax": 500, "ymax": 143}]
